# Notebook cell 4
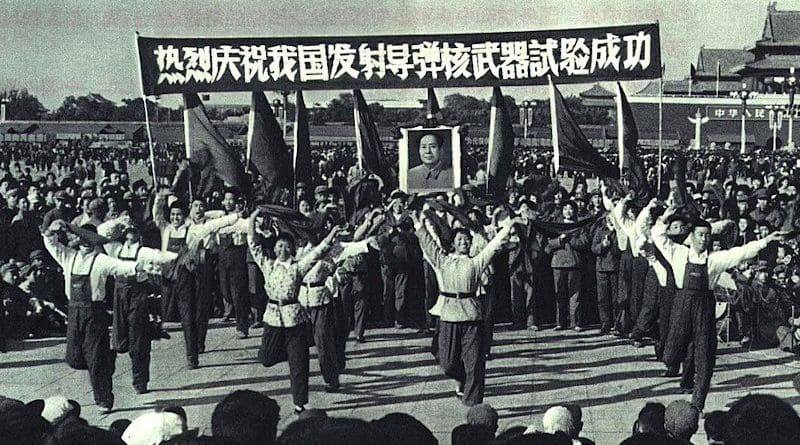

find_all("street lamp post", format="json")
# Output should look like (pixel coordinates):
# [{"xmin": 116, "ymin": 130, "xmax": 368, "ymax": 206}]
[
  {"xmin": 730, "ymin": 82, "xmax": 754, "ymax": 155},
  {"xmin": 272, "ymin": 98, "xmax": 284, "ymax": 132},
  {"xmin": 783, "ymin": 67, "xmax": 797, "ymax": 149},
  {"xmin": 521, "ymin": 100, "xmax": 536, "ymax": 145},
  {"xmin": 767, "ymin": 105, "xmax": 783, "ymax": 152}
]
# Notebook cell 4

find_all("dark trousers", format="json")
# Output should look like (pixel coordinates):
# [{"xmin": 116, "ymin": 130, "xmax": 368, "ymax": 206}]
[
  {"xmin": 657, "ymin": 285, "xmax": 677, "ymax": 361},
  {"xmin": 174, "ymin": 265, "xmax": 212, "ymax": 366},
  {"xmin": 553, "ymin": 268, "xmax": 581, "ymax": 328},
  {"xmin": 248, "ymin": 263, "xmax": 266, "ymax": 323},
  {"xmin": 65, "ymin": 305, "xmax": 115, "ymax": 406},
  {"xmin": 308, "ymin": 304, "xmax": 341, "ymax": 386},
  {"xmin": 630, "ymin": 257, "xmax": 650, "ymax": 326},
  {"xmin": 161, "ymin": 281, "xmax": 180, "ymax": 322},
  {"xmin": 112, "ymin": 282, "xmax": 151, "ymax": 388},
  {"xmin": 596, "ymin": 271, "xmax": 617, "ymax": 331},
  {"xmin": 480, "ymin": 291, "xmax": 495, "ymax": 357},
  {"xmin": 510, "ymin": 274, "xmax": 535, "ymax": 328},
  {"xmin": 258, "ymin": 324, "xmax": 310, "ymax": 407},
  {"xmin": 424, "ymin": 262, "xmax": 440, "ymax": 329},
  {"xmin": 342, "ymin": 275, "xmax": 366, "ymax": 338},
  {"xmin": 662, "ymin": 291, "xmax": 717, "ymax": 410},
  {"xmin": 438, "ymin": 320, "xmax": 486, "ymax": 406},
  {"xmin": 218, "ymin": 246, "xmax": 250, "ymax": 334},
  {"xmin": 617, "ymin": 253, "xmax": 633, "ymax": 334},
  {"xmin": 632, "ymin": 267, "xmax": 661, "ymax": 340}
]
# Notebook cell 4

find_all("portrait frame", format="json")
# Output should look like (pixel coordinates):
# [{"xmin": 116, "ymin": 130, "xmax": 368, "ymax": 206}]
[{"xmin": 399, "ymin": 125, "xmax": 462, "ymax": 193}]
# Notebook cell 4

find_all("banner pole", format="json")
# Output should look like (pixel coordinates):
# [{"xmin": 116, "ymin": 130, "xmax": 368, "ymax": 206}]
[
  {"xmin": 134, "ymin": 32, "xmax": 159, "ymax": 187},
  {"xmin": 658, "ymin": 71, "xmax": 664, "ymax": 195}
]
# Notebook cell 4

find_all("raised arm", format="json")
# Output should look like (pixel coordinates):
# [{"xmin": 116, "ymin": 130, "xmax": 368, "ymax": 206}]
[
  {"xmin": 472, "ymin": 218, "xmax": 516, "ymax": 272},
  {"xmin": 651, "ymin": 205, "xmax": 683, "ymax": 266},
  {"xmin": 152, "ymin": 192, "xmax": 169, "ymax": 230},
  {"xmin": 413, "ymin": 212, "xmax": 447, "ymax": 268},
  {"xmin": 709, "ymin": 233, "xmax": 781, "ymax": 273},
  {"xmin": 41, "ymin": 220, "xmax": 75, "ymax": 268},
  {"xmin": 297, "ymin": 226, "xmax": 342, "ymax": 275}
]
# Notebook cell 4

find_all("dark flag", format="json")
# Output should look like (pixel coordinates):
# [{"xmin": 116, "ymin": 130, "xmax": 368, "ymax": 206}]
[
  {"xmin": 487, "ymin": 86, "xmax": 516, "ymax": 198},
  {"xmin": 294, "ymin": 90, "xmax": 312, "ymax": 187},
  {"xmin": 246, "ymin": 92, "xmax": 292, "ymax": 190},
  {"xmin": 257, "ymin": 204, "xmax": 318, "ymax": 242},
  {"xmin": 616, "ymin": 82, "xmax": 651, "ymax": 204},
  {"xmin": 353, "ymin": 89, "xmax": 397, "ymax": 190},
  {"xmin": 672, "ymin": 152, "xmax": 702, "ymax": 219},
  {"xmin": 548, "ymin": 78, "xmax": 619, "ymax": 178},
  {"xmin": 530, "ymin": 215, "xmax": 600, "ymax": 238},
  {"xmin": 425, "ymin": 87, "xmax": 443, "ymax": 123},
  {"xmin": 183, "ymin": 93, "xmax": 249, "ymax": 195}
]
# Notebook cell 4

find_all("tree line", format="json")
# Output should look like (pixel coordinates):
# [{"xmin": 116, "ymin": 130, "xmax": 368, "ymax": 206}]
[{"xmin": 0, "ymin": 89, "xmax": 611, "ymax": 127}]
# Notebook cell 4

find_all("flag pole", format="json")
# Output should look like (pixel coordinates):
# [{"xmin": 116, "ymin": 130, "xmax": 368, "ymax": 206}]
[
  {"xmin": 615, "ymin": 83, "xmax": 624, "ymax": 178},
  {"xmin": 134, "ymin": 31, "xmax": 159, "ymax": 187},
  {"xmin": 658, "ymin": 67, "xmax": 664, "ymax": 195},
  {"xmin": 716, "ymin": 61, "xmax": 721, "ymax": 98},
  {"xmin": 548, "ymin": 76, "xmax": 560, "ymax": 176}
]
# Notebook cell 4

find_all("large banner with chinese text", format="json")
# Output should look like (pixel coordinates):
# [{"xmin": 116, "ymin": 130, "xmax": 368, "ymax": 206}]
[{"xmin": 137, "ymin": 23, "xmax": 661, "ymax": 95}]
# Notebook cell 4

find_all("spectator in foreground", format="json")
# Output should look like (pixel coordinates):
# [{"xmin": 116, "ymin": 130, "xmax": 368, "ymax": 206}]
[
  {"xmin": 211, "ymin": 390, "xmax": 280, "ymax": 445},
  {"xmin": 724, "ymin": 394, "xmax": 800, "ymax": 445},
  {"xmin": 620, "ymin": 402, "xmax": 682, "ymax": 444},
  {"xmin": 663, "ymin": 400, "xmax": 699, "ymax": 444}
]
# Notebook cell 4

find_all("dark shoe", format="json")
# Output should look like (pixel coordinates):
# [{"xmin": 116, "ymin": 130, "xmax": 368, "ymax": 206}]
[
  {"xmin": 662, "ymin": 368, "xmax": 681, "ymax": 378},
  {"xmin": 679, "ymin": 385, "xmax": 694, "ymax": 394},
  {"xmin": 527, "ymin": 325, "xmax": 540, "ymax": 331},
  {"xmin": 455, "ymin": 384, "xmax": 465, "ymax": 398},
  {"xmin": 294, "ymin": 405, "xmax": 306, "ymax": 415},
  {"xmin": 158, "ymin": 329, "xmax": 171, "ymax": 340},
  {"xmin": 394, "ymin": 322, "xmax": 407, "ymax": 329},
  {"xmin": 632, "ymin": 340, "xmax": 644, "ymax": 348},
  {"xmin": 134, "ymin": 384, "xmax": 148, "ymax": 395},
  {"xmin": 97, "ymin": 400, "xmax": 113, "ymax": 414},
  {"xmin": 355, "ymin": 336, "xmax": 366, "ymax": 344},
  {"xmin": 237, "ymin": 330, "xmax": 248, "ymax": 339},
  {"xmin": 325, "ymin": 382, "xmax": 340, "ymax": 393},
  {"xmin": 610, "ymin": 329, "xmax": 623, "ymax": 337},
  {"xmin": 186, "ymin": 359, "xmax": 199, "ymax": 370},
  {"xmin": 198, "ymin": 345, "xmax": 206, "ymax": 354},
  {"xmin": 222, "ymin": 315, "xmax": 233, "ymax": 323}
]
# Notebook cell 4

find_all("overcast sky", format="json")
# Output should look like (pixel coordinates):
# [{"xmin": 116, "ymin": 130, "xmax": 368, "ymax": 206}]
[{"xmin": 3, "ymin": 0, "xmax": 798, "ymax": 110}]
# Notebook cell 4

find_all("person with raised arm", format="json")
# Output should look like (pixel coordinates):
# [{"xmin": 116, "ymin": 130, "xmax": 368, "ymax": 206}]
[
  {"xmin": 96, "ymin": 215, "xmax": 178, "ymax": 394},
  {"xmin": 246, "ymin": 207, "xmax": 343, "ymax": 414},
  {"xmin": 651, "ymin": 201, "xmax": 785, "ymax": 412},
  {"xmin": 41, "ymin": 220, "xmax": 149, "ymax": 413},
  {"xmin": 411, "ymin": 209, "xmax": 516, "ymax": 406}
]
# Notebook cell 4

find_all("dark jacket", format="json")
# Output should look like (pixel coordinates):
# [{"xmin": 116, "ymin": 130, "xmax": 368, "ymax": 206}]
[
  {"xmin": 545, "ymin": 221, "xmax": 589, "ymax": 269},
  {"xmin": 591, "ymin": 222, "xmax": 620, "ymax": 272}
]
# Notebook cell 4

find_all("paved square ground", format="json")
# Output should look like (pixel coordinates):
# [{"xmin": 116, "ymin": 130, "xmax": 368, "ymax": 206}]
[{"xmin": 2, "ymin": 321, "xmax": 799, "ymax": 444}]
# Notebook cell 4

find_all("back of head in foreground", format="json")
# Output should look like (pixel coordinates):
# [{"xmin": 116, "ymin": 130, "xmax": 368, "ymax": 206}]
[
  {"xmin": 724, "ymin": 394, "xmax": 800, "ymax": 445},
  {"xmin": 211, "ymin": 390, "xmax": 280, "ymax": 445}
]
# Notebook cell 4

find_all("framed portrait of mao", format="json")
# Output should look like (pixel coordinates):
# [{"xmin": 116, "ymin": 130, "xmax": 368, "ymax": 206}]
[{"xmin": 399, "ymin": 126, "xmax": 462, "ymax": 193}]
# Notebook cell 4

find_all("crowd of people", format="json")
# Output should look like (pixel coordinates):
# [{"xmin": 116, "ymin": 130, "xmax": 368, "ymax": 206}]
[
  {"xmin": 1, "ymin": 138, "xmax": 800, "ymax": 442},
  {"xmin": 3, "ymin": 387, "xmax": 800, "ymax": 444}
]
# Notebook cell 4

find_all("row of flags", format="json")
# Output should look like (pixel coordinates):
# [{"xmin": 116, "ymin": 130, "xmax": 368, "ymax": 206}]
[{"xmin": 180, "ymin": 82, "xmax": 650, "ymax": 204}]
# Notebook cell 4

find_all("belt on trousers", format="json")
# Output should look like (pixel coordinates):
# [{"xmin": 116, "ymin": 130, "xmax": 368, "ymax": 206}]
[
  {"xmin": 268, "ymin": 299, "xmax": 299, "ymax": 305},
  {"xmin": 302, "ymin": 281, "xmax": 326, "ymax": 288},
  {"xmin": 441, "ymin": 291, "xmax": 476, "ymax": 299}
]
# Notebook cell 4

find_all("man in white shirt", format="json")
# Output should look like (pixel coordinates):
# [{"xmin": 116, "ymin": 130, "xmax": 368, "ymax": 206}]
[
  {"xmin": 651, "ymin": 204, "xmax": 784, "ymax": 412},
  {"xmin": 42, "ymin": 220, "xmax": 147, "ymax": 412}
]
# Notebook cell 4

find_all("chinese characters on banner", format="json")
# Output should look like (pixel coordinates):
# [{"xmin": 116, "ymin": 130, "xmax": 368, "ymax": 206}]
[
  {"xmin": 137, "ymin": 24, "xmax": 661, "ymax": 95},
  {"xmin": 706, "ymin": 105, "xmax": 800, "ymax": 121}
]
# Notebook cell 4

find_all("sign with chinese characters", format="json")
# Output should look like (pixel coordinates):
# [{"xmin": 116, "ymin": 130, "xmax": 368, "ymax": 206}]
[
  {"xmin": 706, "ymin": 105, "xmax": 800, "ymax": 121},
  {"xmin": 137, "ymin": 24, "xmax": 661, "ymax": 95}
]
